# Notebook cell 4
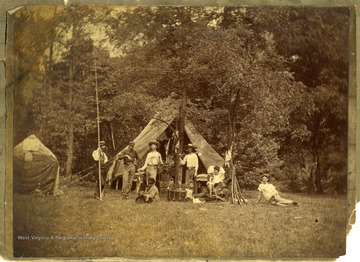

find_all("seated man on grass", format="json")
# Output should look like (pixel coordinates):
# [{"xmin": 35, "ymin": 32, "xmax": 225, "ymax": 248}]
[
  {"xmin": 135, "ymin": 178, "xmax": 159, "ymax": 203},
  {"xmin": 257, "ymin": 174, "xmax": 298, "ymax": 206}
]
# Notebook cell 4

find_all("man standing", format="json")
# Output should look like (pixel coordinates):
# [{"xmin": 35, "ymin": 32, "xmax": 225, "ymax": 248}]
[
  {"xmin": 138, "ymin": 140, "xmax": 163, "ymax": 186},
  {"xmin": 180, "ymin": 144, "xmax": 198, "ymax": 188},
  {"xmin": 92, "ymin": 141, "xmax": 108, "ymax": 199},
  {"xmin": 117, "ymin": 141, "xmax": 139, "ymax": 199}
]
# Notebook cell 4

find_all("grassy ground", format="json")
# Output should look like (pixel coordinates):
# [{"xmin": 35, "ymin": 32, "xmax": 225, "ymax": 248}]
[{"xmin": 13, "ymin": 183, "xmax": 347, "ymax": 259}]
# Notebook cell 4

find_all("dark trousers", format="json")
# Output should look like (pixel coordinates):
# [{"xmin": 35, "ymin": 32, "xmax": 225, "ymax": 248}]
[
  {"xmin": 121, "ymin": 163, "xmax": 136, "ymax": 196},
  {"xmin": 135, "ymin": 195, "xmax": 154, "ymax": 203}
]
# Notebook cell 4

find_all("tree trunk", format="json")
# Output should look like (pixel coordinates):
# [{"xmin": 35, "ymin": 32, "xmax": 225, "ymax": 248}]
[
  {"xmin": 65, "ymin": 67, "xmax": 74, "ymax": 177},
  {"xmin": 48, "ymin": 6, "xmax": 57, "ymax": 72},
  {"xmin": 109, "ymin": 121, "xmax": 116, "ymax": 152},
  {"xmin": 310, "ymin": 113, "xmax": 324, "ymax": 194},
  {"xmin": 227, "ymin": 112, "xmax": 235, "ymax": 202},
  {"xmin": 80, "ymin": 125, "xmax": 87, "ymax": 171},
  {"xmin": 65, "ymin": 119, "xmax": 74, "ymax": 177},
  {"xmin": 65, "ymin": 22, "xmax": 77, "ymax": 178},
  {"xmin": 314, "ymin": 155, "xmax": 324, "ymax": 194},
  {"xmin": 308, "ymin": 163, "xmax": 316, "ymax": 194},
  {"xmin": 227, "ymin": 86, "xmax": 238, "ymax": 202}
]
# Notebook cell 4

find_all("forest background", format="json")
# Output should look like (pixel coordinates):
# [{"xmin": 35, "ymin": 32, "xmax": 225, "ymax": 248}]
[{"xmin": 13, "ymin": 6, "xmax": 349, "ymax": 194}]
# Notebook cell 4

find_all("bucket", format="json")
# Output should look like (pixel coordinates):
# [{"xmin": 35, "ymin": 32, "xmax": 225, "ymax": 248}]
[
  {"xmin": 158, "ymin": 180, "xmax": 169, "ymax": 194},
  {"xmin": 159, "ymin": 173, "xmax": 171, "ymax": 181}
]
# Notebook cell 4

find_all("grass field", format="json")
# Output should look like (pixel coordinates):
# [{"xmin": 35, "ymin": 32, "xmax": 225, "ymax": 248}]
[{"xmin": 13, "ymin": 183, "xmax": 348, "ymax": 259}]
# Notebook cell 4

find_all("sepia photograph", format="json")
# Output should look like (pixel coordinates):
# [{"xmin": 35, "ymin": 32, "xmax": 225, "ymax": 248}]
[{"xmin": 4, "ymin": 3, "xmax": 355, "ymax": 259}]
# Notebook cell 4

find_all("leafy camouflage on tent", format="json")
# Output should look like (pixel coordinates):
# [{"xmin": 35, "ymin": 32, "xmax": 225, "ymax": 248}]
[
  {"xmin": 128, "ymin": 114, "xmax": 224, "ymax": 170},
  {"xmin": 132, "ymin": 114, "xmax": 174, "ymax": 159}
]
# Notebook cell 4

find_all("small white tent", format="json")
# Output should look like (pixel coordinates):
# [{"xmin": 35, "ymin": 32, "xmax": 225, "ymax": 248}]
[{"xmin": 13, "ymin": 135, "xmax": 61, "ymax": 194}]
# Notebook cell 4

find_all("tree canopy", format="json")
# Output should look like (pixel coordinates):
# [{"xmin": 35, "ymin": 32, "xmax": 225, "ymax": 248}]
[{"xmin": 12, "ymin": 6, "xmax": 349, "ymax": 194}]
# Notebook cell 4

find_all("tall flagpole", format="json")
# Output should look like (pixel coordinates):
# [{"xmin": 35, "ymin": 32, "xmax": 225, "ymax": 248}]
[{"xmin": 95, "ymin": 59, "xmax": 102, "ymax": 200}]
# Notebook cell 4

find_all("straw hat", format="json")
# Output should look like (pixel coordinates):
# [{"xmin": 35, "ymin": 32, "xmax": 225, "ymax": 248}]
[
  {"xmin": 261, "ymin": 174, "xmax": 270, "ymax": 180},
  {"xmin": 148, "ymin": 140, "xmax": 160, "ymax": 147},
  {"xmin": 185, "ymin": 143, "xmax": 197, "ymax": 150}
]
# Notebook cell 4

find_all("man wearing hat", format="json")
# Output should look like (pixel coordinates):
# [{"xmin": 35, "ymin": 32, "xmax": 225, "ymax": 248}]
[
  {"xmin": 135, "ymin": 177, "xmax": 159, "ymax": 203},
  {"xmin": 117, "ymin": 141, "xmax": 139, "ymax": 199},
  {"xmin": 92, "ymin": 141, "xmax": 108, "ymax": 199},
  {"xmin": 207, "ymin": 165, "xmax": 226, "ymax": 196},
  {"xmin": 180, "ymin": 144, "xmax": 199, "ymax": 188},
  {"xmin": 257, "ymin": 174, "xmax": 298, "ymax": 206},
  {"xmin": 138, "ymin": 140, "xmax": 163, "ymax": 186}
]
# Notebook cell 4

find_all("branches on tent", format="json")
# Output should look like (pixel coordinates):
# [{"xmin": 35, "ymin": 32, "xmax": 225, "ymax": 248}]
[{"xmin": 151, "ymin": 116, "xmax": 179, "ymax": 140}]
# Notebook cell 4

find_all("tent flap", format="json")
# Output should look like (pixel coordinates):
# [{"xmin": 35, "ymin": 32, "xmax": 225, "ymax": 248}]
[
  {"xmin": 132, "ymin": 114, "xmax": 174, "ymax": 159},
  {"xmin": 185, "ymin": 121, "xmax": 224, "ymax": 169},
  {"xmin": 120, "ymin": 115, "xmax": 224, "ymax": 171}
]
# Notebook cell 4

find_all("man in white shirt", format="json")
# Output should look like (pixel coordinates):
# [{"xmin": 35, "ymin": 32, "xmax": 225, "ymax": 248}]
[
  {"xmin": 135, "ymin": 178, "xmax": 160, "ymax": 203},
  {"xmin": 138, "ymin": 140, "xmax": 163, "ymax": 186},
  {"xmin": 257, "ymin": 174, "xmax": 298, "ymax": 206},
  {"xmin": 207, "ymin": 165, "xmax": 226, "ymax": 196},
  {"xmin": 180, "ymin": 144, "xmax": 199, "ymax": 188},
  {"xmin": 92, "ymin": 141, "xmax": 108, "ymax": 199}
]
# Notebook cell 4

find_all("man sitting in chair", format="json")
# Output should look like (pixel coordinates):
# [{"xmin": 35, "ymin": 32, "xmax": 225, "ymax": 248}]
[{"xmin": 207, "ymin": 166, "xmax": 227, "ymax": 199}]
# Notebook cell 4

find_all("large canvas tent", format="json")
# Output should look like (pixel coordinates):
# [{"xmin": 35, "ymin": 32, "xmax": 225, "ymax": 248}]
[
  {"xmin": 13, "ymin": 135, "xmax": 60, "ymax": 194},
  {"xmin": 128, "ymin": 114, "xmax": 224, "ymax": 173}
]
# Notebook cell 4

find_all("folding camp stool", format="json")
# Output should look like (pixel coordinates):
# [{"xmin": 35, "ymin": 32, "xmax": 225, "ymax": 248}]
[{"xmin": 208, "ymin": 183, "xmax": 218, "ymax": 199}]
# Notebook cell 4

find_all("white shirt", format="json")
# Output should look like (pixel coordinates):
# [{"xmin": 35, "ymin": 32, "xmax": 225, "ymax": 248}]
[
  {"xmin": 141, "ymin": 151, "xmax": 163, "ymax": 169},
  {"xmin": 207, "ymin": 166, "xmax": 225, "ymax": 184},
  {"xmin": 181, "ymin": 153, "xmax": 199, "ymax": 169},
  {"xmin": 92, "ymin": 148, "xmax": 108, "ymax": 164},
  {"xmin": 258, "ymin": 183, "xmax": 278, "ymax": 200}
]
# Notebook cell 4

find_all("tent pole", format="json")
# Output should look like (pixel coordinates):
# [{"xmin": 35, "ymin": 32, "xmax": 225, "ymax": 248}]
[
  {"xmin": 230, "ymin": 147, "xmax": 235, "ymax": 204},
  {"xmin": 178, "ymin": 115, "xmax": 185, "ymax": 187},
  {"xmin": 178, "ymin": 83, "xmax": 187, "ymax": 187},
  {"xmin": 174, "ymin": 117, "xmax": 180, "ymax": 188},
  {"xmin": 95, "ymin": 59, "xmax": 102, "ymax": 201}
]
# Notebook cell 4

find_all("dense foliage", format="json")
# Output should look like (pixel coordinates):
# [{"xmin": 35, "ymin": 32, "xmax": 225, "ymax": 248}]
[{"xmin": 12, "ymin": 6, "xmax": 349, "ymax": 194}]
